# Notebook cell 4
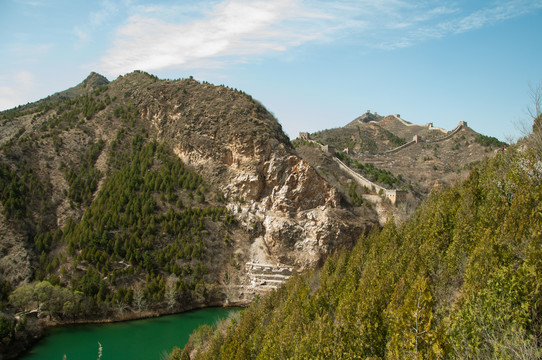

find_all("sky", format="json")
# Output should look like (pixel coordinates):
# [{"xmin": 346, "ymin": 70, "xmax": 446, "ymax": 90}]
[{"xmin": 1, "ymin": 0, "xmax": 542, "ymax": 141}]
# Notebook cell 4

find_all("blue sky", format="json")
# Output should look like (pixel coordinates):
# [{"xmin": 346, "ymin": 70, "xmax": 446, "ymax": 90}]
[{"xmin": 1, "ymin": 0, "xmax": 542, "ymax": 141}]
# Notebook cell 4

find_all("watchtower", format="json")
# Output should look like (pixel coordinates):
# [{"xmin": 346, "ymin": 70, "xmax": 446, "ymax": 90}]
[
  {"xmin": 322, "ymin": 145, "xmax": 335, "ymax": 155},
  {"xmin": 299, "ymin": 132, "xmax": 310, "ymax": 141}
]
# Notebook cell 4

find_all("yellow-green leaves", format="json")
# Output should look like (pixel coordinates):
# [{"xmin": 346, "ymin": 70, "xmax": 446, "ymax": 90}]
[{"xmin": 181, "ymin": 141, "xmax": 542, "ymax": 359}]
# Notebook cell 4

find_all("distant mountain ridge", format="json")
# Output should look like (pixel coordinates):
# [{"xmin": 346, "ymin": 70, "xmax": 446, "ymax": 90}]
[
  {"xmin": 311, "ymin": 110, "xmax": 475, "ymax": 152},
  {"xmin": 290, "ymin": 110, "xmax": 507, "ymax": 228}
]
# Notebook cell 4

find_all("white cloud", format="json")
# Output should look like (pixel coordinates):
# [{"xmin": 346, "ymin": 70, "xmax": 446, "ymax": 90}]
[
  {"xmin": 98, "ymin": 0, "xmax": 542, "ymax": 75},
  {"xmin": 99, "ymin": 0, "xmax": 328, "ymax": 75},
  {"xmin": 0, "ymin": 71, "xmax": 35, "ymax": 110},
  {"xmin": 450, "ymin": 2, "xmax": 541, "ymax": 34},
  {"xmin": 326, "ymin": 0, "xmax": 542, "ymax": 50}
]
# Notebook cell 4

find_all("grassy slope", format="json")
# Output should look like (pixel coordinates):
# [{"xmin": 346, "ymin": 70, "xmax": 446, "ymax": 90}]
[{"xmin": 177, "ymin": 139, "xmax": 542, "ymax": 359}]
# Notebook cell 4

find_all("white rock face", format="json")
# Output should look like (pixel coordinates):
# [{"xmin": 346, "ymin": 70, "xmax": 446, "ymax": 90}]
[
  {"xmin": 139, "ymin": 82, "xmax": 373, "ymax": 296},
  {"xmin": 174, "ymin": 132, "xmax": 367, "ymax": 271}
]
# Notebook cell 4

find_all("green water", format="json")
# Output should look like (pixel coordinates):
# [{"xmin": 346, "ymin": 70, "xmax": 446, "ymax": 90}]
[{"xmin": 19, "ymin": 307, "xmax": 240, "ymax": 360}]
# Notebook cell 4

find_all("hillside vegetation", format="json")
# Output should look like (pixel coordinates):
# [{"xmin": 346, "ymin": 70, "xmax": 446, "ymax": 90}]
[
  {"xmin": 0, "ymin": 71, "xmax": 372, "ymax": 359},
  {"xmin": 176, "ymin": 133, "xmax": 542, "ymax": 359},
  {"xmin": 0, "ymin": 72, "xmax": 261, "ymax": 356}
]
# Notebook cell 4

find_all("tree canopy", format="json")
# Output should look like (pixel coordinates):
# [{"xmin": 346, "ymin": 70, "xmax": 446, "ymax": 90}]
[{"xmin": 178, "ymin": 139, "xmax": 542, "ymax": 359}]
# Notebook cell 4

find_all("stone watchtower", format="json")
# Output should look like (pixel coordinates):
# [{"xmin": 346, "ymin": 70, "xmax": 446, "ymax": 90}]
[
  {"xmin": 322, "ymin": 145, "xmax": 335, "ymax": 155},
  {"xmin": 299, "ymin": 132, "xmax": 310, "ymax": 141},
  {"xmin": 385, "ymin": 190, "xmax": 407, "ymax": 204}
]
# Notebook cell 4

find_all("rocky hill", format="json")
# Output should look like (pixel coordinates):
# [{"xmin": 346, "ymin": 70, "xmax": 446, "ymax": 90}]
[
  {"xmin": 0, "ymin": 71, "xmax": 510, "ymax": 358},
  {"xmin": 0, "ymin": 71, "xmax": 372, "ymax": 329},
  {"xmin": 294, "ymin": 111, "xmax": 506, "ymax": 222}
]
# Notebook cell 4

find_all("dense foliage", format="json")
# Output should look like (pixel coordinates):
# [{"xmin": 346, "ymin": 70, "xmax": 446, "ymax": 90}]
[
  {"xmin": 4, "ymin": 127, "xmax": 235, "ymax": 335},
  {"xmin": 30, "ymin": 133, "xmax": 233, "ymax": 312},
  {"xmin": 63, "ymin": 139, "xmax": 105, "ymax": 206},
  {"xmin": 474, "ymin": 134, "xmax": 507, "ymax": 148},
  {"xmin": 178, "ymin": 141, "xmax": 542, "ymax": 359},
  {"xmin": 0, "ymin": 160, "xmax": 49, "ymax": 224}
]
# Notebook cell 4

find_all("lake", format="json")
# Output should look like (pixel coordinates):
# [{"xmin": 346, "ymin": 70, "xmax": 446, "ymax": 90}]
[{"xmin": 19, "ymin": 307, "xmax": 240, "ymax": 360}]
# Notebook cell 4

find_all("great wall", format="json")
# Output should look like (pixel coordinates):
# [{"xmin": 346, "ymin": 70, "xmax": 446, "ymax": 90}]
[
  {"xmin": 299, "ymin": 119, "xmax": 468, "ymax": 205},
  {"xmin": 333, "ymin": 157, "xmax": 407, "ymax": 204},
  {"xmin": 297, "ymin": 137, "xmax": 408, "ymax": 204},
  {"xmin": 380, "ymin": 121, "xmax": 467, "ymax": 154}
]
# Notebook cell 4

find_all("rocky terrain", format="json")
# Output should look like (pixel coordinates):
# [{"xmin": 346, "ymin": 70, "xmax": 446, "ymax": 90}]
[
  {"xmin": 136, "ymin": 74, "xmax": 371, "ymax": 272},
  {"xmin": 296, "ymin": 111, "xmax": 505, "ymax": 211},
  {"xmin": 0, "ymin": 71, "xmax": 371, "ymax": 305}
]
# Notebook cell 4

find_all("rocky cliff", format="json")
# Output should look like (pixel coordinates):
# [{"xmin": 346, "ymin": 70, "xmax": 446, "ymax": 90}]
[
  {"xmin": 114, "ymin": 72, "xmax": 371, "ymax": 270},
  {"xmin": 121, "ymin": 73, "xmax": 372, "ymax": 300}
]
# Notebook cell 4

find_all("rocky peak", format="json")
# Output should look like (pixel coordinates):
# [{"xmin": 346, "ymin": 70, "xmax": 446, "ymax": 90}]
[
  {"xmin": 81, "ymin": 72, "xmax": 109, "ymax": 90},
  {"xmin": 349, "ymin": 111, "xmax": 384, "ymax": 125}
]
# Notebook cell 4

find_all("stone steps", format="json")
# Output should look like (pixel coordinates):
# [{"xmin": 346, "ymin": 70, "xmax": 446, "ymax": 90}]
[
  {"xmin": 250, "ymin": 274, "xmax": 290, "ymax": 281},
  {"xmin": 245, "ymin": 262, "xmax": 296, "ymax": 292}
]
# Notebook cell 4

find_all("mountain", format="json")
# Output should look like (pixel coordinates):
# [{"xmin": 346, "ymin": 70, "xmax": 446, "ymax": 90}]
[
  {"xmin": 0, "ymin": 71, "xmax": 513, "ymax": 358},
  {"xmin": 175, "ymin": 128, "xmax": 542, "ymax": 359},
  {"xmin": 0, "ymin": 71, "xmax": 372, "ymax": 358},
  {"xmin": 294, "ymin": 111, "xmax": 506, "ymax": 222}
]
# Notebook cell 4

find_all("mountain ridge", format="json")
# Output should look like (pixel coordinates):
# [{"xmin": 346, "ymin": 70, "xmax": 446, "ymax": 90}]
[{"xmin": 296, "ymin": 110, "xmax": 505, "ymax": 206}]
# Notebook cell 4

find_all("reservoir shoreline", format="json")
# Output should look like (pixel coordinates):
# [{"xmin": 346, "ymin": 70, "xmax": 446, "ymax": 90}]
[{"xmin": 10, "ymin": 300, "xmax": 247, "ymax": 360}]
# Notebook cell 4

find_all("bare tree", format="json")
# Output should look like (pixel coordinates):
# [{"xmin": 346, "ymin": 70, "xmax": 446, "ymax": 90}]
[
  {"xmin": 133, "ymin": 284, "xmax": 146, "ymax": 313},
  {"xmin": 524, "ymin": 81, "xmax": 542, "ymax": 151},
  {"xmin": 115, "ymin": 299, "xmax": 127, "ymax": 318},
  {"xmin": 220, "ymin": 264, "xmax": 241, "ymax": 304},
  {"xmin": 409, "ymin": 291, "xmax": 429, "ymax": 360},
  {"xmin": 165, "ymin": 277, "xmax": 178, "ymax": 310},
  {"xmin": 527, "ymin": 81, "xmax": 542, "ymax": 121}
]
